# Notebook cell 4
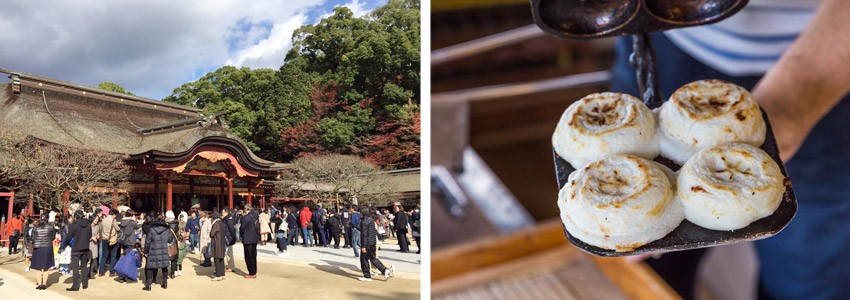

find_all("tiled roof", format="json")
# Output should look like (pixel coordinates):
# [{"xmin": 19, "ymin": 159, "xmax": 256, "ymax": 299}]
[{"xmin": 0, "ymin": 69, "xmax": 286, "ymax": 172}]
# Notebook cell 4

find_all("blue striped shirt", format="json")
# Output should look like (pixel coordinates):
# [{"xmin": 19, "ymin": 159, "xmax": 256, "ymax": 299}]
[{"xmin": 665, "ymin": 0, "xmax": 819, "ymax": 75}]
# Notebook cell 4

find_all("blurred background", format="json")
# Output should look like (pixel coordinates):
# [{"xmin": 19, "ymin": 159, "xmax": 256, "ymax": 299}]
[{"xmin": 430, "ymin": 1, "xmax": 756, "ymax": 299}]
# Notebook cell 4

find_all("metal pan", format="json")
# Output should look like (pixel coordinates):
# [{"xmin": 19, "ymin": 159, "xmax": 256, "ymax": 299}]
[
  {"xmin": 531, "ymin": 0, "xmax": 749, "ymax": 40},
  {"xmin": 552, "ymin": 109, "xmax": 798, "ymax": 257}
]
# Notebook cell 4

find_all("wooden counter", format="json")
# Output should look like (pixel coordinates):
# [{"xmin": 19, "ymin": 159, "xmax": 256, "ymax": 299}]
[{"xmin": 432, "ymin": 219, "xmax": 681, "ymax": 300}]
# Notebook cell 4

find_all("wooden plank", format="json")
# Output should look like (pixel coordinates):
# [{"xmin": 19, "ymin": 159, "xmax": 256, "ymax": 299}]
[
  {"xmin": 590, "ymin": 256, "xmax": 682, "ymax": 300},
  {"xmin": 432, "ymin": 0, "xmax": 528, "ymax": 12},
  {"xmin": 432, "ymin": 218, "xmax": 567, "ymax": 281},
  {"xmin": 432, "ymin": 245, "xmax": 582, "ymax": 296},
  {"xmin": 432, "ymin": 218, "xmax": 682, "ymax": 300}
]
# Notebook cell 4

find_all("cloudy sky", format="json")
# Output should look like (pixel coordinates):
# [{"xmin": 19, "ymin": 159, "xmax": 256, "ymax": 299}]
[{"xmin": 0, "ymin": 0, "xmax": 386, "ymax": 100}]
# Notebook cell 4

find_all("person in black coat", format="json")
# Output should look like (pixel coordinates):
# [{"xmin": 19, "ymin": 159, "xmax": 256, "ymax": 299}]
[
  {"xmin": 286, "ymin": 207, "xmax": 299, "ymax": 246},
  {"xmin": 222, "ymin": 208, "xmax": 237, "ymax": 272},
  {"xmin": 393, "ymin": 205, "xmax": 410, "ymax": 253},
  {"xmin": 60, "ymin": 210, "xmax": 92, "ymax": 291},
  {"xmin": 209, "ymin": 212, "xmax": 226, "ymax": 281},
  {"xmin": 239, "ymin": 204, "xmax": 260, "ymax": 278},
  {"xmin": 273, "ymin": 211, "xmax": 287, "ymax": 255},
  {"xmin": 358, "ymin": 208, "xmax": 394, "ymax": 282},
  {"xmin": 342, "ymin": 206, "xmax": 352, "ymax": 248},
  {"xmin": 31, "ymin": 216, "xmax": 56, "ymax": 290},
  {"xmin": 143, "ymin": 217, "xmax": 173, "ymax": 291},
  {"xmin": 328, "ymin": 211, "xmax": 342, "ymax": 249},
  {"xmin": 165, "ymin": 211, "xmax": 180, "ymax": 279}
]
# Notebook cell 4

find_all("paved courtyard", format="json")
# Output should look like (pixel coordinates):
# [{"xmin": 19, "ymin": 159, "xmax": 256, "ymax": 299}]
[{"xmin": 0, "ymin": 237, "xmax": 421, "ymax": 300}]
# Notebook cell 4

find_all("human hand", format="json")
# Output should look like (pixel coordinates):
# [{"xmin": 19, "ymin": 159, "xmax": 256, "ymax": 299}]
[{"xmin": 360, "ymin": 248, "xmax": 366, "ymax": 254}]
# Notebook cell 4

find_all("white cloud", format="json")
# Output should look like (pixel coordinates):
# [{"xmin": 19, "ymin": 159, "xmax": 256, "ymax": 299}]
[
  {"xmin": 225, "ymin": 15, "xmax": 308, "ymax": 70},
  {"xmin": 318, "ymin": 0, "xmax": 373, "ymax": 22},
  {"xmin": 0, "ymin": 0, "xmax": 325, "ymax": 99}
]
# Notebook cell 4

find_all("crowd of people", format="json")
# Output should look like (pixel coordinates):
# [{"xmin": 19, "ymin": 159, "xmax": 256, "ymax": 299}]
[{"xmin": 2, "ymin": 201, "xmax": 421, "ymax": 290}]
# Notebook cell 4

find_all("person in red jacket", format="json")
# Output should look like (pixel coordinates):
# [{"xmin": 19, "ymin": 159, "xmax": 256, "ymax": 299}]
[
  {"xmin": 6, "ymin": 213, "xmax": 24, "ymax": 255},
  {"xmin": 299, "ymin": 206, "xmax": 313, "ymax": 247}
]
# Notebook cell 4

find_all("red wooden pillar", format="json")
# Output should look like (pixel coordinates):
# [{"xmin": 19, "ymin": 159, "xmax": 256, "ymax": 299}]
[
  {"xmin": 247, "ymin": 194, "xmax": 252, "ymax": 206},
  {"xmin": 1, "ymin": 192, "xmax": 14, "ymax": 246},
  {"xmin": 28, "ymin": 193, "xmax": 34, "ymax": 217},
  {"xmin": 62, "ymin": 190, "xmax": 70, "ymax": 215},
  {"xmin": 166, "ymin": 178, "xmax": 173, "ymax": 212},
  {"xmin": 227, "ymin": 179, "xmax": 234, "ymax": 209},
  {"xmin": 112, "ymin": 190, "xmax": 118, "ymax": 209},
  {"xmin": 260, "ymin": 195, "xmax": 265, "ymax": 210}
]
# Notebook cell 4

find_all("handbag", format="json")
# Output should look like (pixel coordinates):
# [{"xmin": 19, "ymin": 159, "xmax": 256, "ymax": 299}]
[
  {"xmin": 108, "ymin": 220, "xmax": 118, "ymax": 246},
  {"xmin": 167, "ymin": 229, "xmax": 179, "ymax": 259}
]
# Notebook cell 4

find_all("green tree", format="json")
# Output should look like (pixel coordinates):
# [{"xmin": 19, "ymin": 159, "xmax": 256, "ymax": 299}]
[
  {"xmin": 164, "ymin": 0, "xmax": 420, "ymax": 168},
  {"xmin": 97, "ymin": 82, "xmax": 135, "ymax": 96},
  {"xmin": 163, "ymin": 66, "xmax": 311, "ymax": 160}
]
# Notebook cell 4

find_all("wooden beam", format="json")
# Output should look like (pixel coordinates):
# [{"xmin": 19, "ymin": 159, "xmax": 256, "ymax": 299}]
[
  {"xmin": 62, "ymin": 190, "xmax": 70, "ymax": 215},
  {"xmin": 166, "ymin": 178, "xmax": 173, "ymax": 212},
  {"xmin": 432, "ymin": 0, "xmax": 527, "ymax": 12},
  {"xmin": 227, "ymin": 179, "xmax": 233, "ymax": 209}
]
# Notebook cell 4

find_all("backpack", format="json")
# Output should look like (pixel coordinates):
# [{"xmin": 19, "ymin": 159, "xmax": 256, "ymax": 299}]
[{"xmin": 118, "ymin": 227, "xmax": 126, "ymax": 245}]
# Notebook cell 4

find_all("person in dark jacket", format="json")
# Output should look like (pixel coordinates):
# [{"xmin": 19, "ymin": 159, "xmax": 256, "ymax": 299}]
[
  {"xmin": 358, "ymin": 207, "xmax": 395, "ymax": 282},
  {"xmin": 239, "ymin": 204, "xmax": 260, "ymax": 278},
  {"xmin": 165, "ymin": 210, "xmax": 180, "ymax": 279},
  {"xmin": 143, "ymin": 216, "xmax": 173, "ymax": 291},
  {"xmin": 60, "ymin": 210, "xmax": 93, "ymax": 291},
  {"xmin": 272, "ymin": 211, "xmax": 287, "ymax": 255},
  {"xmin": 117, "ymin": 211, "xmax": 139, "ymax": 283},
  {"xmin": 342, "ymin": 206, "xmax": 352, "ymax": 248},
  {"xmin": 286, "ymin": 207, "xmax": 299, "ymax": 246},
  {"xmin": 222, "ymin": 208, "xmax": 237, "ymax": 272},
  {"xmin": 350, "ymin": 206, "xmax": 362, "ymax": 258},
  {"xmin": 393, "ymin": 205, "xmax": 410, "ymax": 253},
  {"xmin": 328, "ymin": 211, "xmax": 342, "ymax": 249},
  {"xmin": 185, "ymin": 212, "xmax": 200, "ymax": 253},
  {"xmin": 210, "ymin": 212, "xmax": 226, "ymax": 281},
  {"xmin": 313, "ymin": 204, "xmax": 328, "ymax": 247},
  {"xmin": 411, "ymin": 204, "xmax": 421, "ymax": 254},
  {"xmin": 31, "ymin": 215, "xmax": 55, "ymax": 290}
]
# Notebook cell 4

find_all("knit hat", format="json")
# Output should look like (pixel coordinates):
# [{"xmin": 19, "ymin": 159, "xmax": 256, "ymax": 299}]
[{"xmin": 165, "ymin": 210, "xmax": 175, "ymax": 219}]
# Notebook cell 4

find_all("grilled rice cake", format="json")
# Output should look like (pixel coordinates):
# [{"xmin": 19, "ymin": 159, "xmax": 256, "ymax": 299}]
[
  {"xmin": 677, "ymin": 143, "xmax": 784, "ymax": 231},
  {"xmin": 558, "ymin": 154, "xmax": 683, "ymax": 252},
  {"xmin": 553, "ymin": 92, "xmax": 659, "ymax": 169},
  {"xmin": 657, "ymin": 80, "xmax": 765, "ymax": 165}
]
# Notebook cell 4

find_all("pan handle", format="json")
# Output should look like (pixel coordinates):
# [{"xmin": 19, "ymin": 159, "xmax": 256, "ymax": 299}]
[{"xmin": 630, "ymin": 33, "xmax": 664, "ymax": 108}]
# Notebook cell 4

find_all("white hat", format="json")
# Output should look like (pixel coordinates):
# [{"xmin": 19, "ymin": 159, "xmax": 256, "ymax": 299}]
[{"xmin": 166, "ymin": 211, "xmax": 175, "ymax": 219}]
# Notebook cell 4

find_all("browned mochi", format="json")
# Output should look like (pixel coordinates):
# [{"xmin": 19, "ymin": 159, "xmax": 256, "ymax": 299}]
[
  {"xmin": 553, "ymin": 93, "xmax": 659, "ymax": 169},
  {"xmin": 658, "ymin": 80, "xmax": 765, "ymax": 164},
  {"xmin": 677, "ymin": 143, "xmax": 784, "ymax": 231},
  {"xmin": 558, "ymin": 154, "xmax": 683, "ymax": 252}
]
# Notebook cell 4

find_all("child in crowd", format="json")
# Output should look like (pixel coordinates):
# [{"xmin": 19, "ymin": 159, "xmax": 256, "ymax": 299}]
[{"xmin": 56, "ymin": 234, "xmax": 71, "ymax": 275}]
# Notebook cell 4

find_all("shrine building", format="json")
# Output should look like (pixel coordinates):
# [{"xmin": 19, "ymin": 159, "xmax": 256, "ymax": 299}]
[{"xmin": 0, "ymin": 67, "xmax": 287, "ymax": 215}]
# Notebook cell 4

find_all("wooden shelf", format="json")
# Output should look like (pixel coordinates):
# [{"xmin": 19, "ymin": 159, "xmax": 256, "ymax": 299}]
[{"xmin": 433, "ymin": 219, "xmax": 681, "ymax": 300}]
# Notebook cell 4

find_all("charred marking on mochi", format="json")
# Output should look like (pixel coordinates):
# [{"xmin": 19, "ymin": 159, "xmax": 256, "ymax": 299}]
[
  {"xmin": 691, "ymin": 186, "xmax": 707, "ymax": 193},
  {"xmin": 570, "ymin": 180, "xmax": 576, "ymax": 187},
  {"xmin": 736, "ymin": 111, "xmax": 747, "ymax": 121},
  {"xmin": 646, "ymin": 198, "xmax": 667, "ymax": 217},
  {"xmin": 723, "ymin": 126, "xmax": 732, "ymax": 134},
  {"xmin": 784, "ymin": 177, "xmax": 792, "ymax": 188},
  {"xmin": 693, "ymin": 138, "xmax": 699, "ymax": 145}
]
